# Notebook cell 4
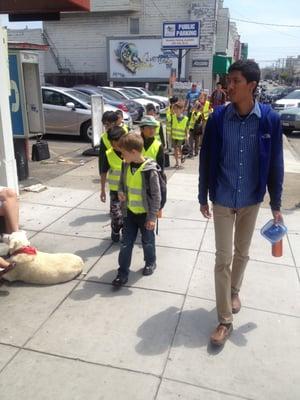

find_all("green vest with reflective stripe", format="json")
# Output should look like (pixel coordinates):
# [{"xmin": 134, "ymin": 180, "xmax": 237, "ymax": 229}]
[
  {"xmin": 154, "ymin": 124, "xmax": 161, "ymax": 142},
  {"xmin": 166, "ymin": 107, "xmax": 172, "ymax": 136},
  {"xmin": 121, "ymin": 123, "xmax": 129, "ymax": 133},
  {"xmin": 126, "ymin": 161, "xmax": 148, "ymax": 214},
  {"xmin": 101, "ymin": 132, "xmax": 111, "ymax": 150},
  {"xmin": 171, "ymin": 116, "xmax": 188, "ymax": 140},
  {"xmin": 142, "ymin": 139, "xmax": 160, "ymax": 161},
  {"xmin": 201, "ymin": 101, "xmax": 211, "ymax": 121},
  {"xmin": 106, "ymin": 148, "xmax": 122, "ymax": 191},
  {"xmin": 189, "ymin": 111, "xmax": 201, "ymax": 130}
]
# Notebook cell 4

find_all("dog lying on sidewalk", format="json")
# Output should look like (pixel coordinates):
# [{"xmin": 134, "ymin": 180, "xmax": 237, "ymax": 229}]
[{"xmin": 2, "ymin": 231, "xmax": 84, "ymax": 284}]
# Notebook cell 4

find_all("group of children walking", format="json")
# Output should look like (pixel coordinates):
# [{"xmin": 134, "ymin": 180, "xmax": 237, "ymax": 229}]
[{"xmin": 99, "ymin": 91, "xmax": 212, "ymax": 287}]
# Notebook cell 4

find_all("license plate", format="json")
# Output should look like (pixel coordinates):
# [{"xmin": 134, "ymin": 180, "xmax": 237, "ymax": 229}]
[{"xmin": 282, "ymin": 122, "xmax": 290, "ymax": 126}]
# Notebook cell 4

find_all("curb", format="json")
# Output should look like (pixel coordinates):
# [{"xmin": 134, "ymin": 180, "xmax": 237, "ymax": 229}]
[{"xmin": 283, "ymin": 134, "xmax": 300, "ymax": 161}]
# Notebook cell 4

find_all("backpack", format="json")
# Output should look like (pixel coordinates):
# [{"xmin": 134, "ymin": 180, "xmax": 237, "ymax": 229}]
[{"xmin": 145, "ymin": 167, "xmax": 167, "ymax": 210}]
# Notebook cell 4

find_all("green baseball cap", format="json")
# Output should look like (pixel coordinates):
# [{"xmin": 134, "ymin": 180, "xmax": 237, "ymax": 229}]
[{"xmin": 140, "ymin": 116, "xmax": 159, "ymax": 127}]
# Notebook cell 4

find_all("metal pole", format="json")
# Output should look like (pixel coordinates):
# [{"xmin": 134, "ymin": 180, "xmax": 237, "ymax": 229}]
[
  {"xmin": 0, "ymin": 27, "xmax": 18, "ymax": 192},
  {"xmin": 178, "ymin": 49, "xmax": 182, "ymax": 81}
]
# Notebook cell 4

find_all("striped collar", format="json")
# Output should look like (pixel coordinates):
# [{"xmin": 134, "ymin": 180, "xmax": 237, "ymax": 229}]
[{"xmin": 227, "ymin": 101, "xmax": 261, "ymax": 121}]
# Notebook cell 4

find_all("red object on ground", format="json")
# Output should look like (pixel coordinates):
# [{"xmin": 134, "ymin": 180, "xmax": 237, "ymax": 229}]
[{"xmin": 272, "ymin": 240, "xmax": 283, "ymax": 257}]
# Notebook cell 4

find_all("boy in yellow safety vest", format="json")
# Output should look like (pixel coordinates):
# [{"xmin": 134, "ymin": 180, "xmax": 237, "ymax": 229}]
[
  {"xmin": 145, "ymin": 103, "xmax": 165, "ymax": 147},
  {"xmin": 100, "ymin": 126, "xmax": 126, "ymax": 242},
  {"xmin": 112, "ymin": 133, "xmax": 161, "ymax": 287},
  {"xmin": 115, "ymin": 109, "xmax": 129, "ymax": 133},
  {"xmin": 187, "ymin": 101, "xmax": 202, "ymax": 158},
  {"xmin": 171, "ymin": 102, "xmax": 189, "ymax": 169},
  {"xmin": 98, "ymin": 111, "xmax": 118, "ymax": 174},
  {"xmin": 165, "ymin": 96, "xmax": 178, "ymax": 149},
  {"xmin": 198, "ymin": 92, "xmax": 213, "ymax": 146},
  {"xmin": 140, "ymin": 115, "xmax": 164, "ymax": 171}
]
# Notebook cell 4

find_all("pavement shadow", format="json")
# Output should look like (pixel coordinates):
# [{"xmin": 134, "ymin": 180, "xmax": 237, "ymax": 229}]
[
  {"xmin": 69, "ymin": 270, "xmax": 144, "ymax": 300},
  {"xmin": 75, "ymin": 241, "xmax": 116, "ymax": 263},
  {"xmin": 136, "ymin": 306, "xmax": 257, "ymax": 356},
  {"xmin": 70, "ymin": 213, "xmax": 109, "ymax": 226}
]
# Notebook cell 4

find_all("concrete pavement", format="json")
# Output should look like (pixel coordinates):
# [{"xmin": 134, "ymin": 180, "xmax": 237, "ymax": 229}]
[{"xmin": 0, "ymin": 143, "xmax": 299, "ymax": 399}]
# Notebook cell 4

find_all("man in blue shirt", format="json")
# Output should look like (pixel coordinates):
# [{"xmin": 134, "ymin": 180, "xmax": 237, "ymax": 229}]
[
  {"xmin": 185, "ymin": 83, "xmax": 200, "ymax": 114},
  {"xmin": 198, "ymin": 60, "xmax": 283, "ymax": 347}
]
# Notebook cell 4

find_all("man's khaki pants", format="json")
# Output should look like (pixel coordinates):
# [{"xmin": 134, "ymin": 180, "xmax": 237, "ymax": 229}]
[{"xmin": 213, "ymin": 203, "xmax": 260, "ymax": 324}]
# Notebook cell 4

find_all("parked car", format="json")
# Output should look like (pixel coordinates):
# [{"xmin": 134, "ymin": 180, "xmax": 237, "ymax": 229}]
[
  {"xmin": 41, "ymin": 86, "xmax": 132, "ymax": 141},
  {"xmin": 263, "ymin": 86, "xmax": 294, "ymax": 104},
  {"xmin": 124, "ymin": 86, "xmax": 169, "ymax": 111},
  {"xmin": 73, "ymin": 85, "xmax": 143, "ymax": 121},
  {"xmin": 121, "ymin": 87, "xmax": 167, "ymax": 113},
  {"xmin": 273, "ymin": 89, "xmax": 300, "ymax": 111},
  {"xmin": 280, "ymin": 107, "xmax": 300, "ymax": 135},
  {"xmin": 98, "ymin": 87, "xmax": 161, "ymax": 114}
]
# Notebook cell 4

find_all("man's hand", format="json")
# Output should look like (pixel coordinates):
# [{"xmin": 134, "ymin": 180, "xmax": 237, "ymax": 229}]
[
  {"xmin": 145, "ymin": 220, "xmax": 156, "ymax": 230},
  {"xmin": 100, "ymin": 190, "xmax": 106, "ymax": 203},
  {"xmin": 200, "ymin": 204, "xmax": 212, "ymax": 219},
  {"xmin": 118, "ymin": 192, "xmax": 126, "ymax": 202},
  {"xmin": 272, "ymin": 209, "xmax": 283, "ymax": 224}
]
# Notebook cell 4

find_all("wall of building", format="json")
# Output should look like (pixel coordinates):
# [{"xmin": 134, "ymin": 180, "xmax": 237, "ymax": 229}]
[
  {"xmin": 8, "ymin": 0, "xmax": 238, "ymax": 93},
  {"xmin": 7, "ymin": 28, "xmax": 46, "ymax": 84}
]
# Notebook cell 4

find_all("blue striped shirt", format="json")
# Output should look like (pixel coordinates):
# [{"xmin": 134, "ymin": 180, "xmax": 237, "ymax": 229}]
[{"xmin": 215, "ymin": 101, "xmax": 261, "ymax": 209}]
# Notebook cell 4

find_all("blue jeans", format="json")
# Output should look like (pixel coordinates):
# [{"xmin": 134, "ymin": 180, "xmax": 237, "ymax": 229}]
[{"xmin": 118, "ymin": 209, "xmax": 156, "ymax": 278}]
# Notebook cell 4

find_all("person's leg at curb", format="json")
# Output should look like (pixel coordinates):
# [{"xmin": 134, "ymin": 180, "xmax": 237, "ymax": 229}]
[
  {"xmin": 113, "ymin": 211, "xmax": 138, "ymax": 287},
  {"xmin": 231, "ymin": 204, "xmax": 260, "ymax": 313},
  {"xmin": 211, "ymin": 204, "xmax": 235, "ymax": 346}
]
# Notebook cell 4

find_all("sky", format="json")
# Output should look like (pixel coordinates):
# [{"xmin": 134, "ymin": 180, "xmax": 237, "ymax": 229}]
[
  {"xmin": 1, "ymin": 1, "xmax": 300, "ymax": 68},
  {"xmin": 223, "ymin": 0, "xmax": 300, "ymax": 66}
]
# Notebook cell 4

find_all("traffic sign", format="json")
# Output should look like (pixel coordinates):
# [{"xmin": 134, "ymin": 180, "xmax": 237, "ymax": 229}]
[{"xmin": 162, "ymin": 21, "xmax": 200, "ymax": 49}]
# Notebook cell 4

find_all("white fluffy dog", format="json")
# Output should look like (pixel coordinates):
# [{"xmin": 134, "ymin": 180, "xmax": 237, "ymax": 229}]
[{"xmin": 2, "ymin": 231, "xmax": 84, "ymax": 284}]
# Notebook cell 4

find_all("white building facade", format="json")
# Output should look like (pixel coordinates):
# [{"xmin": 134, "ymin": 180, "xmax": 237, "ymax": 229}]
[{"xmin": 8, "ymin": 0, "xmax": 241, "ymax": 92}]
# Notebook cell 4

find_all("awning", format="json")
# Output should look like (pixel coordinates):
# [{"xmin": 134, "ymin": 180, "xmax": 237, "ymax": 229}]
[
  {"xmin": 0, "ymin": 0, "xmax": 90, "ymax": 14},
  {"xmin": 213, "ymin": 55, "xmax": 232, "ymax": 74}
]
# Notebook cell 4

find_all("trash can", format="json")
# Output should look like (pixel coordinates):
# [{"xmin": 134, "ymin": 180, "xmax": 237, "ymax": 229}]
[{"xmin": 13, "ymin": 138, "xmax": 29, "ymax": 181}]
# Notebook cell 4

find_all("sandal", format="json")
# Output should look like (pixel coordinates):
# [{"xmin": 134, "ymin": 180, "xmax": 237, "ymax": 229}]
[{"xmin": 0, "ymin": 262, "xmax": 16, "ymax": 278}]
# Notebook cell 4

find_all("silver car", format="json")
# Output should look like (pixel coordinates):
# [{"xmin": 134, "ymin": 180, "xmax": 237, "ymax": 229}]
[{"xmin": 42, "ymin": 86, "xmax": 132, "ymax": 141}]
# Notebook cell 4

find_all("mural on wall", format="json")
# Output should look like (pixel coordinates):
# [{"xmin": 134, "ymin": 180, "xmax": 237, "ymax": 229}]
[{"xmin": 108, "ymin": 36, "xmax": 186, "ymax": 80}]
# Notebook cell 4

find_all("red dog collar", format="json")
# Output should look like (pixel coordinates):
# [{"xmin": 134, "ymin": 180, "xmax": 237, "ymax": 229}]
[{"xmin": 12, "ymin": 246, "xmax": 37, "ymax": 256}]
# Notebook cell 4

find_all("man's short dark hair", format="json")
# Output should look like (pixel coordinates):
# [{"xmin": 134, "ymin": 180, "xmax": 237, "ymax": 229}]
[
  {"xmin": 107, "ymin": 126, "xmax": 126, "ymax": 142},
  {"xmin": 102, "ymin": 111, "xmax": 118, "ymax": 124},
  {"xmin": 216, "ymin": 82, "xmax": 222, "ymax": 86},
  {"xmin": 146, "ymin": 103, "xmax": 156, "ymax": 113},
  {"xmin": 228, "ymin": 60, "xmax": 261, "ymax": 89}
]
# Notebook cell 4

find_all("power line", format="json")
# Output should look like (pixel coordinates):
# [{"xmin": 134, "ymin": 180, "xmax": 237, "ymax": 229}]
[{"xmin": 231, "ymin": 17, "xmax": 300, "ymax": 28}]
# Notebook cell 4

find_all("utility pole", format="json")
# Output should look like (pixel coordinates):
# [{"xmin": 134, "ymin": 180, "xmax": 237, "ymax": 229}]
[{"xmin": 0, "ymin": 27, "xmax": 18, "ymax": 191}]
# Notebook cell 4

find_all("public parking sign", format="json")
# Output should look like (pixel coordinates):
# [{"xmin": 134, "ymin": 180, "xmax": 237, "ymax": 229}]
[{"xmin": 162, "ymin": 21, "xmax": 200, "ymax": 49}]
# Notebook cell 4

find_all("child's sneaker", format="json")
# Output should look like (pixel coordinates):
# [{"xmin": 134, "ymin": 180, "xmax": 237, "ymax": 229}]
[
  {"xmin": 112, "ymin": 274, "xmax": 128, "ymax": 287},
  {"xmin": 143, "ymin": 263, "xmax": 157, "ymax": 276}
]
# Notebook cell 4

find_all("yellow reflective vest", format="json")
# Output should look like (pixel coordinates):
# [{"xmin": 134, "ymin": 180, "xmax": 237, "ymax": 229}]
[
  {"xmin": 106, "ymin": 148, "xmax": 122, "ymax": 192},
  {"xmin": 166, "ymin": 107, "xmax": 172, "ymax": 137},
  {"xmin": 142, "ymin": 138, "xmax": 161, "ymax": 161},
  {"xmin": 201, "ymin": 101, "xmax": 212, "ymax": 121},
  {"xmin": 126, "ymin": 161, "xmax": 148, "ymax": 214},
  {"xmin": 171, "ymin": 115, "xmax": 189, "ymax": 140},
  {"xmin": 189, "ymin": 111, "xmax": 201, "ymax": 130},
  {"xmin": 120, "ymin": 123, "xmax": 129, "ymax": 133},
  {"xmin": 101, "ymin": 132, "xmax": 111, "ymax": 150}
]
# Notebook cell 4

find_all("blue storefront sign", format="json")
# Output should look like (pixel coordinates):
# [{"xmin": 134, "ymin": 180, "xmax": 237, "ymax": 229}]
[
  {"xmin": 8, "ymin": 54, "xmax": 25, "ymax": 136},
  {"xmin": 162, "ymin": 21, "xmax": 200, "ymax": 49}
]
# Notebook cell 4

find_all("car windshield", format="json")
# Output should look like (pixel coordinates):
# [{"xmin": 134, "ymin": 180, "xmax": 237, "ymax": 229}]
[
  {"xmin": 283, "ymin": 90, "xmax": 300, "ymax": 99},
  {"xmin": 101, "ymin": 88, "xmax": 127, "ymax": 100},
  {"xmin": 126, "ymin": 88, "xmax": 142, "ymax": 96},
  {"xmin": 142, "ymin": 88, "xmax": 154, "ymax": 96},
  {"xmin": 119, "ymin": 89, "xmax": 139, "ymax": 99},
  {"xmin": 268, "ymin": 87, "xmax": 284, "ymax": 95},
  {"xmin": 65, "ymin": 90, "xmax": 91, "ymax": 104}
]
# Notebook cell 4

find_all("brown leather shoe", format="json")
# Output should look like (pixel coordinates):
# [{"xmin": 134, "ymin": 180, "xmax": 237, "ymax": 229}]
[
  {"xmin": 231, "ymin": 293, "xmax": 241, "ymax": 314},
  {"xmin": 210, "ymin": 324, "xmax": 233, "ymax": 346}
]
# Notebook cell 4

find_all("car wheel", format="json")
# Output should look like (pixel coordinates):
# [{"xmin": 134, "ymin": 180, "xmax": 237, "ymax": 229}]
[
  {"xmin": 81, "ymin": 120, "xmax": 93, "ymax": 142},
  {"xmin": 283, "ymin": 128, "xmax": 294, "ymax": 135}
]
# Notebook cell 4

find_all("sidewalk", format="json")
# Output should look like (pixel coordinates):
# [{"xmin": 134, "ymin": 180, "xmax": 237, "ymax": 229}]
[{"xmin": 0, "ymin": 143, "xmax": 299, "ymax": 399}]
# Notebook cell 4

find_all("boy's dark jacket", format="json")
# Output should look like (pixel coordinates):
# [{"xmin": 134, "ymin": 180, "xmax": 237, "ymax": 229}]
[
  {"xmin": 198, "ymin": 103, "xmax": 284, "ymax": 211},
  {"xmin": 119, "ymin": 159, "xmax": 161, "ymax": 222}
]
